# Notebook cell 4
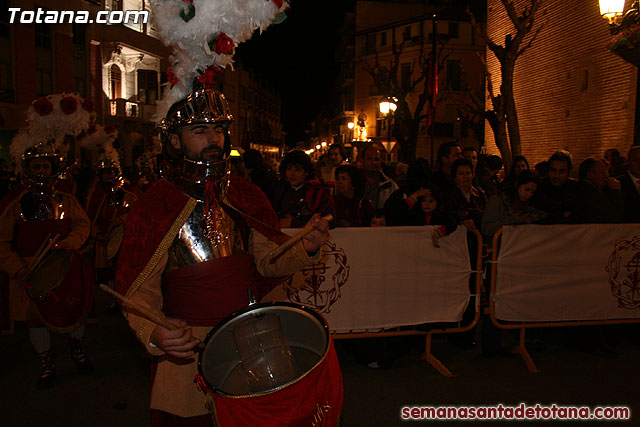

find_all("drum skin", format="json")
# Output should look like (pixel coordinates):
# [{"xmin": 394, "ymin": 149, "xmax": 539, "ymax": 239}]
[
  {"xmin": 197, "ymin": 302, "xmax": 343, "ymax": 426},
  {"xmin": 29, "ymin": 250, "xmax": 94, "ymax": 333},
  {"xmin": 106, "ymin": 223, "xmax": 125, "ymax": 260}
]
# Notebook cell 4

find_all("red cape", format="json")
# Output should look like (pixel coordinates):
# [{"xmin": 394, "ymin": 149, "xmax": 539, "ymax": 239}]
[{"xmin": 115, "ymin": 175, "xmax": 288, "ymax": 298}]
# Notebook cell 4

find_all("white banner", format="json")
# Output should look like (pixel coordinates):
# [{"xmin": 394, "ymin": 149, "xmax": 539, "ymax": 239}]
[
  {"xmin": 495, "ymin": 224, "xmax": 640, "ymax": 322},
  {"xmin": 272, "ymin": 226, "xmax": 473, "ymax": 333}
]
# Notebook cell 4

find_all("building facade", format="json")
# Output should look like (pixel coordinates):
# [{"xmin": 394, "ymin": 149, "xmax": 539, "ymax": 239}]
[
  {"xmin": 347, "ymin": 0, "xmax": 484, "ymax": 163},
  {"xmin": 0, "ymin": 0, "xmax": 284, "ymax": 169},
  {"xmin": 485, "ymin": 0, "xmax": 637, "ymax": 169}
]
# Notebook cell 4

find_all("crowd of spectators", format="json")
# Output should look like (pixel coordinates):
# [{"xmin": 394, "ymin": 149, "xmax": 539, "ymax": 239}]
[
  {"xmin": 231, "ymin": 142, "xmax": 638, "ymax": 238},
  {"xmin": 1, "ymin": 141, "xmax": 636, "ymax": 236}
]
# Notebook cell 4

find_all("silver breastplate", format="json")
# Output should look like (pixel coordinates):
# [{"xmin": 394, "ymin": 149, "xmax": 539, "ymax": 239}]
[
  {"xmin": 165, "ymin": 201, "xmax": 245, "ymax": 272},
  {"xmin": 19, "ymin": 192, "xmax": 67, "ymax": 221}
]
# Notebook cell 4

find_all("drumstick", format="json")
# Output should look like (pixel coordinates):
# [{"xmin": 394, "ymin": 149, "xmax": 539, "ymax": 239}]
[
  {"xmin": 99, "ymin": 284, "xmax": 178, "ymax": 331},
  {"xmin": 268, "ymin": 214, "xmax": 333, "ymax": 264},
  {"xmin": 28, "ymin": 234, "xmax": 60, "ymax": 273},
  {"xmin": 26, "ymin": 233, "xmax": 52, "ymax": 271}
]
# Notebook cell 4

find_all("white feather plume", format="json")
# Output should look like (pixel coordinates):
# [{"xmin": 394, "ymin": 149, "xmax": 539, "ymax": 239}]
[
  {"xmin": 150, "ymin": 0, "xmax": 289, "ymax": 122},
  {"xmin": 78, "ymin": 124, "xmax": 120, "ymax": 168}
]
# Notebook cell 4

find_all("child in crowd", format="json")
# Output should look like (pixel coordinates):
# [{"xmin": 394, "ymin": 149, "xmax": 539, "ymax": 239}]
[{"xmin": 370, "ymin": 210, "xmax": 386, "ymax": 227}]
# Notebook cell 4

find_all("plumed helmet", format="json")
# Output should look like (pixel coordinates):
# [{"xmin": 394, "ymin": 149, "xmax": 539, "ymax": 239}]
[
  {"xmin": 161, "ymin": 87, "xmax": 233, "ymax": 134},
  {"xmin": 78, "ymin": 124, "xmax": 123, "ymax": 188},
  {"xmin": 159, "ymin": 87, "xmax": 234, "ymax": 200}
]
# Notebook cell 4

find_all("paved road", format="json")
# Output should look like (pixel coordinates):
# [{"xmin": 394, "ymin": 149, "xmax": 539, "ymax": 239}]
[{"xmin": 3, "ymin": 291, "xmax": 639, "ymax": 426}]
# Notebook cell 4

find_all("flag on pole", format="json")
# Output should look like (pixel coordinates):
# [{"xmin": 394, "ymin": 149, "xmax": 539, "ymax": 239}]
[{"xmin": 426, "ymin": 19, "xmax": 438, "ymax": 127}]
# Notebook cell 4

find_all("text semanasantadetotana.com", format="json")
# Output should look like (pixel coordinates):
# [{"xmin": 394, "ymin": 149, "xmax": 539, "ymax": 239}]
[{"xmin": 401, "ymin": 403, "xmax": 631, "ymax": 421}]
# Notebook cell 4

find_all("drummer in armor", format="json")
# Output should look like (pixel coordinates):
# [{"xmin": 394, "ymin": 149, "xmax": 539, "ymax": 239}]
[
  {"xmin": 82, "ymin": 125, "xmax": 141, "ymax": 305},
  {"xmin": 114, "ymin": 84, "xmax": 330, "ymax": 424},
  {"xmin": 0, "ymin": 93, "xmax": 94, "ymax": 388}
]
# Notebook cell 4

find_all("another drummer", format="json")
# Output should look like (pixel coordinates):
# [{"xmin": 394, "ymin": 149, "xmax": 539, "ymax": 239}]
[
  {"xmin": 114, "ymin": 81, "xmax": 330, "ymax": 424},
  {"xmin": 81, "ymin": 125, "xmax": 141, "ymax": 310},
  {"xmin": 0, "ymin": 93, "xmax": 94, "ymax": 388}
]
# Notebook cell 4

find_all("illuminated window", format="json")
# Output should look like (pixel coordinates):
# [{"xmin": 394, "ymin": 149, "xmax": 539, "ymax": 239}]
[{"xmin": 110, "ymin": 64, "xmax": 122, "ymax": 99}]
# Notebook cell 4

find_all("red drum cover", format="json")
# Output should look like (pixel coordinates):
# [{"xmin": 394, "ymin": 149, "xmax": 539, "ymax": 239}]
[
  {"xmin": 29, "ymin": 250, "xmax": 94, "ymax": 333},
  {"xmin": 211, "ymin": 337, "xmax": 343, "ymax": 427}
]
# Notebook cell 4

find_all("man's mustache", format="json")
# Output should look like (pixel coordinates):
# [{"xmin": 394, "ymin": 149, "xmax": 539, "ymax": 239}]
[{"xmin": 200, "ymin": 146, "xmax": 224, "ymax": 160}]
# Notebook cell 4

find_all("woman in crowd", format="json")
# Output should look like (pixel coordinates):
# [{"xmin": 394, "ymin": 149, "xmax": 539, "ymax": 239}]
[
  {"xmin": 333, "ymin": 164, "xmax": 375, "ymax": 227},
  {"xmin": 445, "ymin": 158, "xmax": 487, "ymax": 232},
  {"xmin": 502, "ymin": 155, "xmax": 530, "ymax": 190},
  {"xmin": 481, "ymin": 169, "xmax": 547, "ymax": 238}
]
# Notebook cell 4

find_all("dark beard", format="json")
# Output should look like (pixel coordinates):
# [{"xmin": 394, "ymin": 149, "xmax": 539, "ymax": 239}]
[{"xmin": 199, "ymin": 147, "xmax": 225, "ymax": 162}]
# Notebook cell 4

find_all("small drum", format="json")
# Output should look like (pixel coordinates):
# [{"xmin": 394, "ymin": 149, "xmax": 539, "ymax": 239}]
[
  {"xmin": 28, "ymin": 249, "xmax": 94, "ymax": 333},
  {"xmin": 105, "ymin": 223, "xmax": 125, "ymax": 260},
  {"xmin": 197, "ymin": 302, "xmax": 343, "ymax": 426}
]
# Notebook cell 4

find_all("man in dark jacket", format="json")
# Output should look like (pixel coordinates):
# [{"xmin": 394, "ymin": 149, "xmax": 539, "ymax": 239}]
[
  {"xmin": 617, "ymin": 146, "xmax": 640, "ymax": 223},
  {"xmin": 533, "ymin": 150, "xmax": 579, "ymax": 224},
  {"xmin": 574, "ymin": 157, "xmax": 623, "ymax": 223}
]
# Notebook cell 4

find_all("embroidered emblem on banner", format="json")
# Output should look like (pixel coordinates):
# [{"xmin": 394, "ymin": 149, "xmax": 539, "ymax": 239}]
[
  {"xmin": 606, "ymin": 235, "xmax": 640, "ymax": 309},
  {"xmin": 282, "ymin": 241, "xmax": 349, "ymax": 313}
]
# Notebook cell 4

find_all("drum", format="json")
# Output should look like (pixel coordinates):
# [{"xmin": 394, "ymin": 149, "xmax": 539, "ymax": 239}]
[
  {"xmin": 105, "ymin": 223, "xmax": 124, "ymax": 260},
  {"xmin": 28, "ymin": 249, "xmax": 94, "ymax": 333},
  {"xmin": 197, "ymin": 302, "xmax": 343, "ymax": 426}
]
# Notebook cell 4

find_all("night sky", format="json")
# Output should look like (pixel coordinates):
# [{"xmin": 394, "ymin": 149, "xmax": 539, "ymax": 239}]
[
  {"xmin": 235, "ymin": 0, "xmax": 485, "ymax": 148},
  {"xmin": 235, "ymin": 0, "xmax": 352, "ymax": 147}
]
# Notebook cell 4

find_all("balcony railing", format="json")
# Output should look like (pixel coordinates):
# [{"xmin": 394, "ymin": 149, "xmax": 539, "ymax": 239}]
[{"xmin": 109, "ymin": 98, "xmax": 142, "ymax": 118}]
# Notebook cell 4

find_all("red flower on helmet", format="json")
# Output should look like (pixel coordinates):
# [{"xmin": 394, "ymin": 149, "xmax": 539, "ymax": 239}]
[
  {"xmin": 60, "ymin": 96, "xmax": 78, "ymax": 115},
  {"xmin": 213, "ymin": 33, "xmax": 234, "ymax": 55},
  {"xmin": 82, "ymin": 98, "xmax": 95, "ymax": 113},
  {"xmin": 33, "ymin": 97, "xmax": 54, "ymax": 116},
  {"xmin": 273, "ymin": 0, "xmax": 283, "ymax": 8},
  {"xmin": 104, "ymin": 124, "xmax": 116, "ymax": 134},
  {"xmin": 198, "ymin": 65, "xmax": 222, "ymax": 88},
  {"xmin": 87, "ymin": 124, "xmax": 98, "ymax": 135},
  {"xmin": 166, "ymin": 68, "xmax": 180, "ymax": 85}
]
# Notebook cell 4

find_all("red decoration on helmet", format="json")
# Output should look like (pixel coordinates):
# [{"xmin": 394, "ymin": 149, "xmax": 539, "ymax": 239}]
[
  {"xmin": 33, "ymin": 97, "xmax": 54, "ymax": 116},
  {"xmin": 60, "ymin": 96, "xmax": 78, "ymax": 115},
  {"xmin": 213, "ymin": 33, "xmax": 235, "ymax": 55},
  {"xmin": 81, "ymin": 98, "xmax": 95, "ymax": 113}
]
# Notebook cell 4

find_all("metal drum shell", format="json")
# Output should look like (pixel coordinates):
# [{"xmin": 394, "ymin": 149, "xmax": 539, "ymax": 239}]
[{"xmin": 197, "ymin": 301, "xmax": 329, "ymax": 396}]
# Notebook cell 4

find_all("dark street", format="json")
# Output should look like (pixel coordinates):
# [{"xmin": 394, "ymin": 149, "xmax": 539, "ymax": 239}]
[{"xmin": 2, "ymin": 291, "xmax": 639, "ymax": 426}]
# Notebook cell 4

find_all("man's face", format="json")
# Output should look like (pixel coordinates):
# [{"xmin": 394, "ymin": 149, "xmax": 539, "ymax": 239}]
[
  {"xmin": 28, "ymin": 158, "xmax": 53, "ymax": 177},
  {"xmin": 363, "ymin": 148, "xmax": 381, "ymax": 172},
  {"xmin": 548, "ymin": 160, "xmax": 569, "ymax": 187},
  {"xmin": 463, "ymin": 150, "xmax": 478, "ymax": 169},
  {"xmin": 286, "ymin": 164, "xmax": 307, "ymax": 187},
  {"xmin": 628, "ymin": 150, "xmax": 640, "ymax": 177},
  {"xmin": 170, "ymin": 124, "xmax": 225, "ymax": 161},
  {"xmin": 587, "ymin": 160, "xmax": 609, "ymax": 190},
  {"xmin": 443, "ymin": 146, "xmax": 463, "ymax": 168},
  {"xmin": 329, "ymin": 147, "xmax": 343, "ymax": 167}
]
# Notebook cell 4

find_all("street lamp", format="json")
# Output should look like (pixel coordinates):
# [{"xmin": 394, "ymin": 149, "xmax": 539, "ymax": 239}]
[
  {"xmin": 599, "ymin": 0, "xmax": 626, "ymax": 23},
  {"xmin": 599, "ymin": 0, "xmax": 640, "ymax": 144},
  {"xmin": 379, "ymin": 97, "xmax": 397, "ymax": 156}
]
